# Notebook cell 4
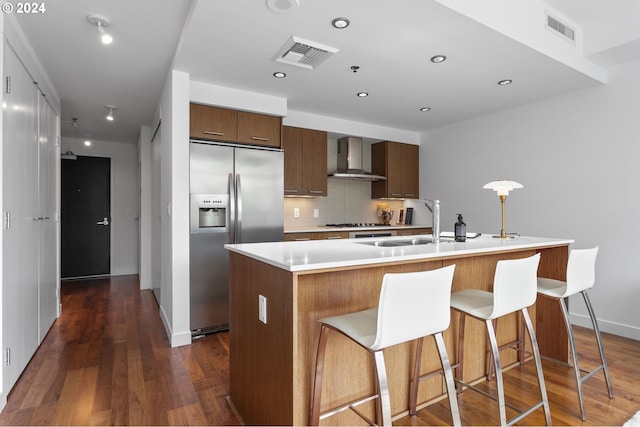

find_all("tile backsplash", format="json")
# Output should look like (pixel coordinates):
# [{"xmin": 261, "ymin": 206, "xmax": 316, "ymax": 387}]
[{"xmin": 284, "ymin": 179, "xmax": 404, "ymax": 227}]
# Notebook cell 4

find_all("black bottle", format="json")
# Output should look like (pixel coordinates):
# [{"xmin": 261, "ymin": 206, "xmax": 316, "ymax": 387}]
[{"xmin": 455, "ymin": 214, "xmax": 466, "ymax": 242}]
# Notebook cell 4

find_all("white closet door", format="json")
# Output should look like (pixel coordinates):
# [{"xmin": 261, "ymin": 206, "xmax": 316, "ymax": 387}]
[
  {"xmin": 37, "ymin": 93, "xmax": 59, "ymax": 341},
  {"xmin": 2, "ymin": 43, "xmax": 40, "ymax": 393},
  {"xmin": 151, "ymin": 127, "xmax": 162, "ymax": 303}
]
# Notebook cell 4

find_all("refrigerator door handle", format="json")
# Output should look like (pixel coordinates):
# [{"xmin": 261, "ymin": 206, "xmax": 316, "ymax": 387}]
[
  {"xmin": 236, "ymin": 174, "xmax": 243, "ymax": 243},
  {"xmin": 229, "ymin": 173, "xmax": 235, "ymax": 243}
]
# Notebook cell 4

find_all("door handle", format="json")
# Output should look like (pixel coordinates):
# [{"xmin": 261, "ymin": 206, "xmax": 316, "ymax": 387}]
[
  {"xmin": 96, "ymin": 217, "xmax": 109, "ymax": 226},
  {"xmin": 236, "ymin": 174, "xmax": 242, "ymax": 243},
  {"xmin": 229, "ymin": 173, "xmax": 235, "ymax": 243}
]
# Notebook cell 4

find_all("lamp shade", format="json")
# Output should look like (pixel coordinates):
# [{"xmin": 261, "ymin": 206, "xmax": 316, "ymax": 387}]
[{"xmin": 483, "ymin": 180, "xmax": 523, "ymax": 196}]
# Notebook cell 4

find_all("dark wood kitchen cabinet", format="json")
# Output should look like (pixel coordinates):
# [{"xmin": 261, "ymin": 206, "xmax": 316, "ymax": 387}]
[
  {"xmin": 284, "ymin": 231, "xmax": 348, "ymax": 241},
  {"xmin": 237, "ymin": 111, "xmax": 281, "ymax": 148},
  {"xmin": 395, "ymin": 227, "xmax": 432, "ymax": 236},
  {"xmin": 371, "ymin": 141, "xmax": 419, "ymax": 199},
  {"xmin": 189, "ymin": 103, "xmax": 282, "ymax": 148},
  {"xmin": 190, "ymin": 103, "xmax": 238, "ymax": 141},
  {"xmin": 283, "ymin": 126, "xmax": 327, "ymax": 196}
]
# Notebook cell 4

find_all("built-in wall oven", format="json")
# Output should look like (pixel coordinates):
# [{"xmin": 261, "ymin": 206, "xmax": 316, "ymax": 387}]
[{"xmin": 348, "ymin": 230, "xmax": 397, "ymax": 239}]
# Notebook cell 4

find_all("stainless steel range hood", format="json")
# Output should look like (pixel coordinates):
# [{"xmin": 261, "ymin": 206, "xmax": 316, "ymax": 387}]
[{"xmin": 328, "ymin": 137, "xmax": 386, "ymax": 181}]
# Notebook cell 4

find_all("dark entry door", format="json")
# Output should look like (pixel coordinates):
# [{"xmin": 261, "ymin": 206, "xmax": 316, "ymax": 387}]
[{"xmin": 61, "ymin": 156, "xmax": 111, "ymax": 278}]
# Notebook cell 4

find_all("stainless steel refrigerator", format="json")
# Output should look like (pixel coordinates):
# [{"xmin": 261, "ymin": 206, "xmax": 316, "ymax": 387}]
[{"xmin": 189, "ymin": 141, "xmax": 284, "ymax": 336}]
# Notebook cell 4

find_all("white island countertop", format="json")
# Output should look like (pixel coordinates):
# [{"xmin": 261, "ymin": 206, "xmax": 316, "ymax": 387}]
[{"xmin": 225, "ymin": 234, "xmax": 574, "ymax": 272}]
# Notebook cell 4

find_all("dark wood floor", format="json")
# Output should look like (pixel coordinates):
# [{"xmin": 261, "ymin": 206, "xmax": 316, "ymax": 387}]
[
  {"xmin": 0, "ymin": 275, "xmax": 238, "ymax": 426},
  {"xmin": 0, "ymin": 274, "xmax": 638, "ymax": 426}
]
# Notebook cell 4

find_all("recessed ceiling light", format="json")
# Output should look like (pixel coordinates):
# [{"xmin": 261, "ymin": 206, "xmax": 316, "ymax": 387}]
[
  {"xmin": 357, "ymin": 92, "xmax": 369, "ymax": 97},
  {"xmin": 87, "ymin": 14, "xmax": 113, "ymax": 45},
  {"xmin": 84, "ymin": 140, "xmax": 92, "ymax": 146},
  {"xmin": 105, "ymin": 105, "xmax": 117, "ymax": 121},
  {"xmin": 332, "ymin": 17, "xmax": 350, "ymax": 29},
  {"xmin": 498, "ymin": 79, "xmax": 513, "ymax": 86},
  {"xmin": 430, "ymin": 55, "xmax": 447, "ymax": 63},
  {"xmin": 273, "ymin": 72, "xmax": 286, "ymax": 78},
  {"xmin": 419, "ymin": 107, "xmax": 431, "ymax": 112},
  {"xmin": 266, "ymin": 0, "xmax": 299, "ymax": 14}
]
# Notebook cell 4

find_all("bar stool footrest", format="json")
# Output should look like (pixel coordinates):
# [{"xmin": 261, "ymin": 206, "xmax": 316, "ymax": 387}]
[
  {"xmin": 318, "ymin": 393, "xmax": 378, "ymax": 424},
  {"xmin": 454, "ymin": 378, "xmax": 544, "ymax": 426}
]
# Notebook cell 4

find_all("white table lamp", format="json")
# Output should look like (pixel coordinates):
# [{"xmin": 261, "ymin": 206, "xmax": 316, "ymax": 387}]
[{"xmin": 483, "ymin": 180, "xmax": 523, "ymax": 238}]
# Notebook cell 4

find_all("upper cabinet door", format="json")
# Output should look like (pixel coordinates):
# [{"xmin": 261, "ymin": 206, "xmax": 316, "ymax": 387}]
[
  {"xmin": 283, "ymin": 126, "xmax": 327, "ymax": 196},
  {"xmin": 371, "ymin": 141, "xmax": 420, "ymax": 199},
  {"xmin": 401, "ymin": 143, "xmax": 419, "ymax": 198},
  {"xmin": 385, "ymin": 142, "xmax": 403, "ymax": 198},
  {"xmin": 190, "ymin": 103, "xmax": 238, "ymax": 141},
  {"xmin": 283, "ymin": 126, "xmax": 304, "ymax": 195},
  {"xmin": 301, "ymin": 129, "xmax": 327, "ymax": 196},
  {"xmin": 237, "ymin": 111, "xmax": 282, "ymax": 148}
]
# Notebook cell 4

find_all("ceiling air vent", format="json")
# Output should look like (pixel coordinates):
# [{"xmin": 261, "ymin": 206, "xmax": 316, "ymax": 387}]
[
  {"xmin": 272, "ymin": 36, "xmax": 338, "ymax": 70},
  {"xmin": 546, "ymin": 12, "xmax": 576, "ymax": 43}
]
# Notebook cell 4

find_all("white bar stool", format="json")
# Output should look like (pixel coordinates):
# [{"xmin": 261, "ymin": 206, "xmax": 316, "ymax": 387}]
[
  {"xmin": 450, "ymin": 253, "xmax": 552, "ymax": 426},
  {"xmin": 309, "ymin": 265, "xmax": 460, "ymax": 426},
  {"xmin": 537, "ymin": 246, "xmax": 613, "ymax": 421}
]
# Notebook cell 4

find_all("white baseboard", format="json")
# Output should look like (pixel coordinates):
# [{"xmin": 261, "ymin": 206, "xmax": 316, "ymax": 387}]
[
  {"xmin": 110, "ymin": 267, "xmax": 139, "ymax": 276},
  {"xmin": 171, "ymin": 330, "xmax": 193, "ymax": 347},
  {"xmin": 570, "ymin": 313, "xmax": 640, "ymax": 341},
  {"xmin": 158, "ymin": 303, "xmax": 192, "ymax": 348}
]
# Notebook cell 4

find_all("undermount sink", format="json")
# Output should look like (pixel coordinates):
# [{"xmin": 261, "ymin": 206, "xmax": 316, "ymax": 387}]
[{"xmin": 357, "ymin": 238, "xmax": 435, "ymax": 247}]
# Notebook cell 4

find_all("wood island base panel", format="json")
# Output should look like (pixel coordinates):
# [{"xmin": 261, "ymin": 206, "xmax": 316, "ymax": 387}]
[{"xmin": 225, "ymin": 234, "xmax": 573, "ymax": 425}]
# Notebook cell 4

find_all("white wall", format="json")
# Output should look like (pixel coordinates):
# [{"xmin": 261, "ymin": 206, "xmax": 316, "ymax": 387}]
[
  {"xmin": 138, "ymin": 126, "xmax": 152, "ymax": 289},
  {"xmin": 419, "ymin": 59, "xmax": 640, "ymax": 340},
  {"xmin": 156, "ymin": 69, "xmax": 191, "ymax": 348},
  {"xmin": 61, "ymin": 137, "xmax": 139, "ymax": 276}
]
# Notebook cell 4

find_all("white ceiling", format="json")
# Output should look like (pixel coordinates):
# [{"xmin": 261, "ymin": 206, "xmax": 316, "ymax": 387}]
[{"xmin": 13, "ymin": 0, "xmax": 640, "ymax": 144}]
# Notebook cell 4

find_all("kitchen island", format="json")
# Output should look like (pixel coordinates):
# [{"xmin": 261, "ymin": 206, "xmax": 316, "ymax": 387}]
[{"xmin": 225, "ymin": 234, "xmax": 573, "ymax": 426}]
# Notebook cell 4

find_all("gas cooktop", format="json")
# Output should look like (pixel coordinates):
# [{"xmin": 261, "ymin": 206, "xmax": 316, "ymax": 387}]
[{"xmin": 325, "ymin": 223, "xmax": 391, "ymax": 228}]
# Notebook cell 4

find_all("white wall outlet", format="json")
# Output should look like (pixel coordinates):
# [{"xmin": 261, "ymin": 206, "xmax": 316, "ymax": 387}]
[
  {"xmin": 293, "ymin": 208, "xmax": 300, "ymax": 218},
  {"xmin": 313, "ymin": 208, "xmax": 319, "ymax": 218},
  {"xmin": 259, "ymin": 294, "xmax": 267, "ymax": 324}
]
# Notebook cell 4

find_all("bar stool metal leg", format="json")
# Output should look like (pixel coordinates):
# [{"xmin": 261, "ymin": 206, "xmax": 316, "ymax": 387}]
[
  {"xmin": 559, "ymin": 295, "xmax": 586, "ymax": 421},
  {"xmin": 582, "ymin": 291, "xmax": 614, "ymax": 400},
  {"xmin": 455, "ymin": 313, "xmax": 466, "ymax": 393},
  {"xmin": 486, "ymin": 318, "xmax": 508, "ymax": 426},
  {"xmin": 487, "ymin": 314, "xmax": 528, "ymax": 382},
  {"xmin": 409, "ymin": 337, "xmax": 425, "ymax": 416},
  {"xmin": 373, "ymin": 350, "xmax": 392, "ymax": 426},
  {"xmin": 434, "ymin": 332, "xmax": 462, "ymax": 426},
  {"xmin": 521, "ymin": 307, "xmax": 552, "ymax": 426},
  {"xmin": 410, "ymin": 334, "xmax": 462, "ymax": 426}
]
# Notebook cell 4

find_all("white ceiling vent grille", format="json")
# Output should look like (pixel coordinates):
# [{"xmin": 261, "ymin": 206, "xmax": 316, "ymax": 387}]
[
  {"xmin": 546, "ymin": 12, "xmax": 576, "ymax": 44},
  {"xmin": 272, "ymin": 36, "xmax": 339, "ymax": 70}
]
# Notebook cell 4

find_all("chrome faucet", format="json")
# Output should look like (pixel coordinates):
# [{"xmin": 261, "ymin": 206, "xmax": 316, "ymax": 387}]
[{"xmin": 424, "ymin": 198, "xmax": 441, "ymax": 244}]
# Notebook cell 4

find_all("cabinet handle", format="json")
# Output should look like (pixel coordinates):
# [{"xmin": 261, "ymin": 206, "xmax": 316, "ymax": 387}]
[
  {"xmin": 294, "ymin": 238, "xmax": 311, "ymax": 241},
  {"xmin": 285, "ymin": 189, "xmax": 299, "ymax": 194},
  {"xmin": 390, "ymin": 193, "xmax": 402, "ymax": 197},
  {"xmin": 250, "ymin": 136, "xmax": 269, "ymax": 141},
  {"xmin": 308, "ymin": 190, "xmax": 324, "ymax": 194},
  {"xmin": 327, "ymin": 236, "xmax": 343, "ymax": 239},
  {"xmin": 203, "ymin": 130, "xmax": 224, "ymax": 136},
  {"xmin": 405, "ymin": 193, "xmax": 416, "ymax": 197}
]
